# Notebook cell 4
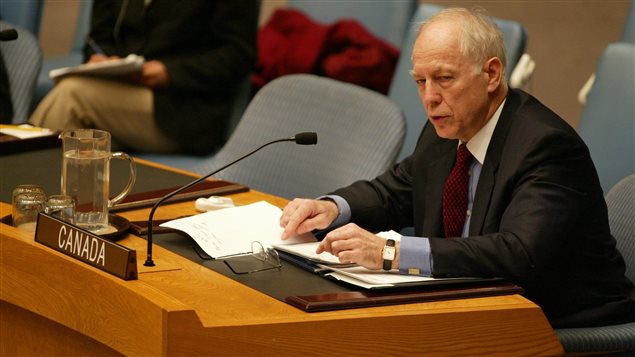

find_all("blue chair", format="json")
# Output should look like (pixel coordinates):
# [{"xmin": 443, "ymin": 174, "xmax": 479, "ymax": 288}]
[
  {"xmin": 287, "ymin": 0, "xmax": 416, "ymax": 48},
  {"xmin": 0, "ymin": 21, "xmax": 41, "ymax": 123},
  {"xmin": 186, "ymin": 74, "xmax": 405, "ymax": 199},
  {"xmin": 0, "ymin": 0, "xmax": 43, "ymax": 36},
  {"xmin": 555, "ymin": 174, "xmax": 635, "ymax": 354},
  {"xmin": 388, "ymin": 4, "xmax": 530, "ymax": 161},
  {"xmin": 33, "ymin": 0, "xmax": 92, "ymax": 105},
  {"xmin": 577, "ymin": 43, "xmax": 635, "ymax": 194},
  {"xmin": 578, "ymin": 0, "xmax": 633, "ymax": 105}
]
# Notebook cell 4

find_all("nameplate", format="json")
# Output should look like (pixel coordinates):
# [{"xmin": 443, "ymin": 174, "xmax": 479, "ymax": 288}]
[{"xmin": 35, "ymin": 213, "xmax": 138, "ymax": 280}]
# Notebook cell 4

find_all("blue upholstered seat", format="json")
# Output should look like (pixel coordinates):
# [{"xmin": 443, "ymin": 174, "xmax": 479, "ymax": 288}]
[
  {"xmin": 555, "ymin": 174, "xmax": 635, "ymax": 354},
  {"xmin": 577, "ymin": 43, "xmax": 635, "ymax": 194},
  {"xmin": 287, "ymin": 0, "xmax": 416, "ymax": 48},
  {"xmin": 0, "ymin": 21, "xmax": 42, "ymax": 123},
  {"xmin": 0, "ymin": 0, "xmax": 43, "ymax": 36}
]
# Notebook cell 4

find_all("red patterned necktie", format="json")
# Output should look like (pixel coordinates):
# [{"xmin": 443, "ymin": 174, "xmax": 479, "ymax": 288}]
[{"xmin": 443, "ymin": 144, "xmax": 473, "ymax": 238}]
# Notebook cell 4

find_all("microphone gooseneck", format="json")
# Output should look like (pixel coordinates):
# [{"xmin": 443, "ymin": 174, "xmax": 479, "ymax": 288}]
[{"xmin": 144, "ymin": 132, "xmax": 318, "ymax": 266}]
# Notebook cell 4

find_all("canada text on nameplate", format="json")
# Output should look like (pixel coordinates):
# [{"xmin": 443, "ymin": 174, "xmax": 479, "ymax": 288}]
[{"xmin": 34, "ymin": 213, "xmax": 138, "ymax": 280}]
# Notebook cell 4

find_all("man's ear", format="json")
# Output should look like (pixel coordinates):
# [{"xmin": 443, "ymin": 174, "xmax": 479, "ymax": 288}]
[{"xmin": 484, "ymin": 57, "xmax": 504, "ymax": 92}]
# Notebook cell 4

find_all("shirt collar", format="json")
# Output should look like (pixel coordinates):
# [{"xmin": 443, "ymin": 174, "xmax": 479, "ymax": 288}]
[{"xmin": 464, "ymin": 99, "xmax": 506, "ymax": 165}]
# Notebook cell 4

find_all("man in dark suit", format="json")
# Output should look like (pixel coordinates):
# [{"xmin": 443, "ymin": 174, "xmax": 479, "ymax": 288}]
[
  {"xmin": 280, "ymin": 8, "xmax": 635, "ymax": 328},
  {"xmin": 30, "ymin": 0, "xmax": 258, "ymax": 155}
]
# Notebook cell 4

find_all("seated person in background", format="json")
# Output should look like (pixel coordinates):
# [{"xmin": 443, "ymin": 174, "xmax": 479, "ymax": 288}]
[
  {"xmin": 29, "ymin": 0, "xmax": 258, "ymax": 155},
  {"xmin": 279, "ymin": 7, "xmax": 635, "ymax": 328}
]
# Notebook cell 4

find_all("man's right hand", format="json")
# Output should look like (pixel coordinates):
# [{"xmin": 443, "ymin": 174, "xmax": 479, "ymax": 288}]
[{"xmin": 279, "ymin": 198, "xmax": 339, "ymax": 240}]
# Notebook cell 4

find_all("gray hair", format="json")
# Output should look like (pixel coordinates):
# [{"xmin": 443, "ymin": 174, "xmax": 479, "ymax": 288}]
[{"xmin": 418, "ymin": 8, "xmax": 507, "ymax": 76}]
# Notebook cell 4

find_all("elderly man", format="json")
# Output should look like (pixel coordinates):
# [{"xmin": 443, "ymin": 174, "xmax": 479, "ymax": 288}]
[{"xmin": 279, "ymin": 8, "xmax": 635, "ymax": 328}]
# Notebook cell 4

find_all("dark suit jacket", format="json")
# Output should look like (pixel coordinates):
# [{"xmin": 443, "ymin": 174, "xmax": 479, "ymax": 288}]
[
  {"xmin": 333, "ymin": 89, "xmax": 635, "ymax": 328},
  {"xmin": 86, "ymin": 0, "xmax": 258, "ymax": 155}
]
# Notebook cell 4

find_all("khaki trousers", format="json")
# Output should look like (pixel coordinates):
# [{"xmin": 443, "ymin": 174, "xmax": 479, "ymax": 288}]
[{"xmin": 29, "ymin": 76, "xmax": 179, "ymax": 153}]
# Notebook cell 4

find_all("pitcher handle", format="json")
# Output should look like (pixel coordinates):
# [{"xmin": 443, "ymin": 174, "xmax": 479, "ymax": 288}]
[{"xmin": 108, "ymin": 152, "xmax": 137, "ymax": 208}]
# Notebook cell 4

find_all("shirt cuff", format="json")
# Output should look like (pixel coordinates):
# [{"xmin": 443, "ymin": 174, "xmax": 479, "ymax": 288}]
[
  {"xmin": 319, "ymin": 195, "xmax": 351, "ymax": 229},
  {"xmin": 398, "ymin": 236, "xmax": 433, "ymax": 276}
]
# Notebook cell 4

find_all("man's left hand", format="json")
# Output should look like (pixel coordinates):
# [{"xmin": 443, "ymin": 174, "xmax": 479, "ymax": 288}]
[{"xmin": 317, "ymin": 223, "xmax": 393, "ymax": 270}]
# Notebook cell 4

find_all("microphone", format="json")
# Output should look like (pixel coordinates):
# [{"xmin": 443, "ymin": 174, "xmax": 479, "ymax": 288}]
[
  {"xmin": 0, "ymin": 29, "xmax": 18, "ymax": 41},
  {"xmin": 144, "ymin": 132, "xmax": 318, "ymax": 266}
]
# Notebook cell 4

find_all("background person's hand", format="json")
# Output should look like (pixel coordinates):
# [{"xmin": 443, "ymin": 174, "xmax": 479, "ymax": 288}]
[
  {"xmin": 280, "ymin": 198, "xmax": 339, "ymax": 240},
  {"xmin": 87, "ymin": 54, "xmax": 120, "ymax": 63},
  {"xmin": 139, "ymin": 60, "xmax": 171, "ymax": 88}
]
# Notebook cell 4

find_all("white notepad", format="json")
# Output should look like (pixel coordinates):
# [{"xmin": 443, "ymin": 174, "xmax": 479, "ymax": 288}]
[{"xmin": 49, "ymin": 54, "xmax": 145, "ymax": 81}]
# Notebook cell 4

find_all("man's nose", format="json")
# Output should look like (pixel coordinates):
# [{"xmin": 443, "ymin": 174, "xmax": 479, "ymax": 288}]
[{"xmin": 420, "ymin": 84, "xmax": 442, "ymax": 107}]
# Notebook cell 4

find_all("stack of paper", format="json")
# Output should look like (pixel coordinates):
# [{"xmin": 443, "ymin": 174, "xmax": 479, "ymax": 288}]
[
  {"xmin": 160, "ymin": 201, "xmax": 496, "ymax": 290},
  {"xmin": 160, "ymin": 201, "xmax": 316, "ymax": 258},
  {"xmin": 49, "ymin": 54, "xmax": 145, "ymax": 81},
  {"xmin": 0, "ymin": 124, "xmax": 54, "ymax": 139}
]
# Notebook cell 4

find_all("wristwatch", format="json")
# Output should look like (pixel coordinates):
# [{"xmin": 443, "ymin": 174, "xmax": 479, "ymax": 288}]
[{"xmin": 382, "ymin": 239, "xmax": 396, "ymax": 271}]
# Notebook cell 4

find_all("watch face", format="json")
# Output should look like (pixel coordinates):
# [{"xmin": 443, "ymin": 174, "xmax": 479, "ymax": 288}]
[{"xmin": 383, "ymin": 246, "xmax": 396, "ymax": 260}]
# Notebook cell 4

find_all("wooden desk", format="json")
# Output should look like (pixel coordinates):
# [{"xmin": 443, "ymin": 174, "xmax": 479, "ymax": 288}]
[{"xmin": 0, "ymin": 161, "xmax": 564, "ymax": 356}]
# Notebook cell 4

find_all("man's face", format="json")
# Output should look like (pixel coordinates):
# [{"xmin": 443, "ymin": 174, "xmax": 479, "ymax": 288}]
[{"xmin": 411, "ymin": 21, "xmax": 493, "ymax": 143}]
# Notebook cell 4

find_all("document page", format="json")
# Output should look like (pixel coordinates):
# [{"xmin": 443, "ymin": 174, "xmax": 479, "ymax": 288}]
[
  {"xmin": 0, "ymin": 124, "xmax": 54, "ymax": 139},
  {"xmin": 49, "ymin": 54, "xmax": 145, "ymax": 80},
  {"xmin": 273, "ymin": 241, "xmax": 345, "ymax": 265},
  {"xmin": 160, "ymin": 201, "xmax": 316, "ymax": 258},
  {"xmin": 323, "ymin": 266, "xmax": 485, "ymax": 289}
]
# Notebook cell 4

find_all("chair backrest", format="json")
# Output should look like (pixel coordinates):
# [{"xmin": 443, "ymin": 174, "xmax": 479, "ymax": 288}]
[
  {"xmin": 192, "ymin": 74, "xmax": 406, "ymax": 199},
  {"xmin": 0, "ymin": 0, "xmax": 43, "ymax": 36},
  {"xmin": 388, "ymin": 3, "xmax": 528, "ymax": 161},
  {"xmin": 605, "ymin": 174, "xmax": 635, "ymax": 282},
  {"xmin": 287, "ymin": 0, "xmax": 416, "ymax": 48},
  {"xmin": 578, "ymin": 43, "xmax": 635, "ymax": 194},
  {"xmin": 0, "ymin": 21, "xmax": 41, "ymax": 123}
]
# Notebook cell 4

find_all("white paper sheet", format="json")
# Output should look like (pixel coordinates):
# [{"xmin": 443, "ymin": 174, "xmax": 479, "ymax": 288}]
[
  {"xmin": 49, "ymin": 54, "xmax": 144, "ymax": 80},
  {"xmin": 0, "ymin": 124, "xmax": 53, "ymax": 139},
  {"xmin": 160, "ymin": 201, "xmax": 316, "ymax": 258}
]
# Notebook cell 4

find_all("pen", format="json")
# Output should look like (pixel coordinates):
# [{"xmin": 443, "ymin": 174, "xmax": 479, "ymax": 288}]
[{"xmin": 86, "ymin": 36, "xmax": 106, "ymax": 55}]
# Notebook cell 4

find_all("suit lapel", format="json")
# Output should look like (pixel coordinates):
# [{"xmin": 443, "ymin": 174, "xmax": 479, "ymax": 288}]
[
  {"xmin": 469, "ymin": 90, "xmax": 520, "ymax": 235},
  {"xmin": 421, "ymin": 143, "xmax": 456, "ymax": 237}
]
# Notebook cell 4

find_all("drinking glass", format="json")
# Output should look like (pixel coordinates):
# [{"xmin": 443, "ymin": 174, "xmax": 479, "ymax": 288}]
[
  {"xmin": 45, "ymin": 195, "xmax": 76, "ymax": 224},
  {"xmin": 12, "ymin": 184, "xmax": 45, "ymax": 227},
  {"xmin": 13, "ymin": 191, "xmax": 46, "ymax": 232}
]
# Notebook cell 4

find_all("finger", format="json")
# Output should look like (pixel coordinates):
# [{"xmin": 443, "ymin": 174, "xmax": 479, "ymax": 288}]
[
  {"xmin": 337, "ymin": 250, "xmax": 357, "ymax": 264},
  {"xmin": 330, "ymin": 238, "xmax": 357, "ymax": 257},
  {"xmin": 281, "ymin": 204, "xmax": 313, "ymax": 240},
  {"xmin": 319, "ymin": 226, "xmax": 353, "ymax": 254},
  {"xmin": 279, "ymin": 200, "xmax": 300, "ymax": 227}
]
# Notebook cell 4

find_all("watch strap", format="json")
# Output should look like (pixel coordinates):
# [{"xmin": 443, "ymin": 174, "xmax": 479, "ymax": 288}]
[{"xmin": 382, "ymin": 239, "xmax": 396, "ymax": 270}]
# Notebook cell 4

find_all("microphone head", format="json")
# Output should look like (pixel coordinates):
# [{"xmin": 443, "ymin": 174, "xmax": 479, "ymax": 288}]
[
  {"xmin": 293, "ymin": 132, "xmax": 317, "ymax": 145},
  {"xmin": 0, "ymin": 29, "xmax": 18, "ymax": 41}
]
